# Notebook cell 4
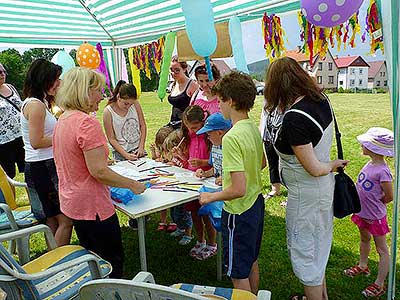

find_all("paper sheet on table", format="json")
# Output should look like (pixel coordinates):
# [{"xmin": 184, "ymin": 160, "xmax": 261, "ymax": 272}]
[{"xmin": 109, "ymin": 165, "xmax": 140, "ymax": 178}]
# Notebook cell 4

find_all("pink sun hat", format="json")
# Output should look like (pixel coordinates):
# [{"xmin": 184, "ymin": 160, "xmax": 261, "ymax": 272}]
[{"xmin": 357, "ymin": 127, "xmax": 394, "ymax": 157}]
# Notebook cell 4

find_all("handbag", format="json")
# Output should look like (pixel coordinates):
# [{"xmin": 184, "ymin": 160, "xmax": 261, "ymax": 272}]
[{"xmin": 332, "ymin": 111, "xmax": 361, "ymax": 218}]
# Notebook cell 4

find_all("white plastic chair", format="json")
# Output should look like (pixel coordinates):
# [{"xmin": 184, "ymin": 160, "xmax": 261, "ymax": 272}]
[{"xmin": 80, "ymin": 271, "xmax": 272, "ymax": 300}]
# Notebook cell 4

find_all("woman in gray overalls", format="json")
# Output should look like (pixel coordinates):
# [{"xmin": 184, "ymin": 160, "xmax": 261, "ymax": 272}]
[{"xmin": 264, "ymin": 57, "xmax": 348, "ymax": 300}]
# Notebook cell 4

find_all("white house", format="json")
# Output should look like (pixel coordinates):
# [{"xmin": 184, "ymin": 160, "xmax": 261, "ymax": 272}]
[
  {"xmin": 334, "ymin": 55, "xmax": 370, "ymax": 90},
  {"xmin": 367, "ymin": 60, "xmax": 388, "ymax": 90}
]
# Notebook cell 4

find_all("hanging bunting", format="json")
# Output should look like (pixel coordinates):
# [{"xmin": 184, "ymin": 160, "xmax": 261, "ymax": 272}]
[
  {"xmin": 128, "ymin": 48, "xmax": 142, "ymax": 97},
  {"xmin": 262, "ymin": 12, "xmax": 286, "ymax": 60},
  {"xmin": 95, "ymin": 43, "xmax": 112, "ymax": 93},
  {"xmin": 129, "ymin": 36, "xmax": 165, "ymax": 79},
  {"xmin": 362, "ymin": 0, "xmax": 384, "ymax": 54},
  {"xmin": 298, "ymin": 11, "xmax": 361, "ymax": 66}
]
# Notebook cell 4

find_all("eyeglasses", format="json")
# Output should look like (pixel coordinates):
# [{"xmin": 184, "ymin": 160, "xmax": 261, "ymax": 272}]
[
  {"xmin": 0, "ymin": 70, "xmax": 7, "ymax": 75},
  {"xmin": 170, "ymin": 68, "xmax": 181, "ymax": 74}
]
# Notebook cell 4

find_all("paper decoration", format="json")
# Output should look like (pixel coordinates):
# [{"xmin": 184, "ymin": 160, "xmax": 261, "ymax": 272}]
[
  {"xmin": 128, "ymin": 48, "xmax": 142, "ymax": 97},
  {"xmin": 95, "ymin": 43, "xmax": 111, "ymax": 93},
  {"xmin": 229, "ymin": 16, "xmax": 249, "ymax": 73},
  {"xmin": 298, "ymin": 11, "xmax": 361, "ymax": 65},
  {"xmin": 51, "ymin": 50, "xmax": 75, "ymax": 79},
  {"xmin": 362, "ymin": 0, "xmax": 384, "ymax": 54},
  {"xmin": 301, "ymin": 0, "xmax": 363, "ymax": 28},
  {"xmin": 157, "ymin": 32, "xmax": 176, "ymax": 101},
  {"xmin": 129, "ymin": 37, "xmax": 164, "ymax": 79},
  {"xmin": 76, "ymin": 43, "xmax": 100, "ymax": 69},
  {"xmin": 262, "ymin": 13, "xmax": 286, "ymax": 60},
  {"xmin": 180, "ymin": 0, "xmax": 217, "ymax": 80}
]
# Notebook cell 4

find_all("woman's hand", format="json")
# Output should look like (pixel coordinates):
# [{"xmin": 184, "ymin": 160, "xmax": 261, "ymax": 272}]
[
  {"xmin": 330, "ymin": 159, "xmax": 349, "ymax": 172},
  {"xmin": 130, "ymin": 181, "xmax": 147, "ymax": 194}
]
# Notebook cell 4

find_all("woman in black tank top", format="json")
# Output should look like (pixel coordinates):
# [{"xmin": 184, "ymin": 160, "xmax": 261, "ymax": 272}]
[{"xmin": 167, "ymin": 57, "xmax": 198, "ymax": 128}]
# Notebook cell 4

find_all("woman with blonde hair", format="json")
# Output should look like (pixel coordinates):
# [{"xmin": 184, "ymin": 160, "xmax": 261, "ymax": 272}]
[
  {"xmin": 53, "ymin": 67, "xmax": 146, "ymax": 278},
  {"xmin": 264, "ymin": 57, "xmax": 348, "ymax": 300}
]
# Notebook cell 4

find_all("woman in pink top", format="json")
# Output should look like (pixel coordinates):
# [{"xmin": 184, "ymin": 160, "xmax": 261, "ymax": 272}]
[
  {"xmin": 53, "ymin": 67, "xmax": 146, "ymax": 278},
  {"xmin": 190, "ymin": 64, "xmax": 221, "ymax": 115}
]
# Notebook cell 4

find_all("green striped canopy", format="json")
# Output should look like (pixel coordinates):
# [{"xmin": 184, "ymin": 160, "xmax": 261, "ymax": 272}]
[{"xmin": 0, "ymin": 0, "xmax": 300, "ymax": 48}]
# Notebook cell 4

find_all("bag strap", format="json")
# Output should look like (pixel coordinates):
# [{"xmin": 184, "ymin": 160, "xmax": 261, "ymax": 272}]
[{"xmin": 0, "ymin": 93, "xmax": 20, "ymax": 112}]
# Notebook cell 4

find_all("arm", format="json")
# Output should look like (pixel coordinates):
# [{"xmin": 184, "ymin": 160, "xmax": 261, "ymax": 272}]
[
  {"xmin": 292, "ymin": 143, "xmax": 348, "ymax": 177},
  {"xmin": 103, "ymin": 108, "xmax": 137, "ymax": 161},
  {"xmin": 84, "ymin": 146, "xmax": 145, "ymax": 194},
  {"xmin": 25, "ymin": 100, "xmax": 52, "ymax": 149},
  {"xmin": 199, "ymin": 171, "xmax": 246, "ymax": 205},
  {"xmin": 188, "ymin": 158, "xmax": 210, "ymax": 168},
  {"xmin": 133, "ymin": 101, "xmax": 147, "ymax": 157},
  {"xmin": 195, "ymin": 168, "xmax": 214, "ymax": 178},
  {"xmin": 187, "ymin": 81, "xmax": 200, "ymax": 97},
  {"xmin": 381, "ymin": 181, "xmax": 393, "ymax": 203}
]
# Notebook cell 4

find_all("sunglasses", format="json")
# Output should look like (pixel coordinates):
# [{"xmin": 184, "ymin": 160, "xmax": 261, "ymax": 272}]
[
  {"xmin": 0, "ymin": 70, "xmax": 7, "ymax": 75},
  {"xmin": 170, "ymin": 68, "xmax": 181, "ymax": 74}
]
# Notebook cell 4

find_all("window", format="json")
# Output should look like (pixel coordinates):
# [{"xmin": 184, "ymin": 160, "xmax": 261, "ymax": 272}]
[
  {"xmin": 384, "ymin": 80, "xmax": 388, "ymax": 86},
  {"xmin": 377, "ymin": 81, "xmax": 380, "ymax": 86},
  {"xmin": 380, "ymin": 71, "xmax": 386, "ymax": 77},
  {"xmin": 318, "ymin": 62, "xmax": 323, "ymax": 71},
  {"xmin": 328, "ymin": 63, "xmax": 333, "ymax": 71},
  {"xmin": 359, "ymin": 68, "xmax": 363, "ymax": 74},
  {"xmin": 350, "ymin": 68, "xmax": 355, "ymax": 75},
  {"xmin": 317, "ymin": 76, "xmax": 322, "ymax": 84},
  {"xmin": 359, "ymin": 79, "xmax": 363, "ymax": 85},
  {"xmin": 328, "ymin": 76, "xmax": 334, "ymax": 84},
  {"xmin": 339, "ymin": 80, "xmax": 343, "ymax": 85},
  {"xmin": 350, "ymin": 79, "xmax": 355, "ymax": 86}
]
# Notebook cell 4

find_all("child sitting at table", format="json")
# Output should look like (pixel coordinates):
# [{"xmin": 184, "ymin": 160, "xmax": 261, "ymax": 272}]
[
  {"xmin": 163, "ymin": 129, "xmax": 193, "ymax": 244},
  {"xmin": 179, "ymin": 105, "xmax": 217, "ymax": 259},
  {"xmin": 195, "ymin": 112, "xmax": 232, "ymax": 187},
  {"xmin": 150, "ymin": 126, "xmax": 174, "ymax": 162}
]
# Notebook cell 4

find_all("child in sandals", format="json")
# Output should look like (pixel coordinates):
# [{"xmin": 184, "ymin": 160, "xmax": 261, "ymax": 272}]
[{"xmin": 344, "ymin": 127, "xmax": 393, "ymax": 298}]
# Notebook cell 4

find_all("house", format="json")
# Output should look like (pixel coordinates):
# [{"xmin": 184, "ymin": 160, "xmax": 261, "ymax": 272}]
[
  {"xmin": 334, "ymin": 55, "xmax": 369, "ymax": 90},
  {"xmin": 284, "ymin": 48, "xmax": 338, "ymax": 90},
  {"xmin": 367, "ymin": 61, "xmax": 388, "ymax": 90}
]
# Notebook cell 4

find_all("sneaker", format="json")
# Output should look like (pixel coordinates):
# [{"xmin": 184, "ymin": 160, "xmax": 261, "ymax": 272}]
[
  {"xmin": 157, "ymin": 223, "xmax": 167, "ymax": 231},
  {"xmin": 189, "ymin": 241, "xmax": 206, "ymax": 257},
  {"xmin": 196, "ymin": 244, "xmax": 217, "ymax": 260},
  {"xmin": 178, "ymin": 235, "xmax": 193, "ymax": 245},
  {"xmin": 166, "ymin": 223, "xmax": 178, "ymax": 233},
  {"xmin": 170, "ymin": 228, "xmax": 185, "ymax": 237}
]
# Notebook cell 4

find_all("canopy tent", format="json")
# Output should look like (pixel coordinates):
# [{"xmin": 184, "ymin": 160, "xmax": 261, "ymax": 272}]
[{"xmin": 0, "ymin": 0, "xmax": 398, "ymax": 299}]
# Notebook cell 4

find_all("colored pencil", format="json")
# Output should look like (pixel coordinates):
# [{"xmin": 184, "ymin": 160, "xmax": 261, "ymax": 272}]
[
  {"xmin": 163, "ymin": 188, "xmax": 188, "ymax": 193},
  {"xmin": 166, "ymin": 181, "xmax": 187, "ymax": 186},
  {"xmin": 127, "ymin": 160, "xmax": 136, "ymax": 166},
  {"xmin": 137, "ymin": 161, "xmax": 146, "ymax": 167},
  {"xmin": 176, "ymin": 136, "xmax": 185, "ymax": 149},
  {"xmin": 178, "ymin": 187, "xmax": 199, "ymax": 192}
]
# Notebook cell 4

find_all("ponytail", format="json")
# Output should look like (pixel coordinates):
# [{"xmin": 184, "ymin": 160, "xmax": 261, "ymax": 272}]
[{"xmin": 108, "ymin": 79, "xmax": 126, "ymax": 104}]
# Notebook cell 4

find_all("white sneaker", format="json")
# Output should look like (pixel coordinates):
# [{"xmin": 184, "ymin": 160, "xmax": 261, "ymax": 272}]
[{"xmin": 189, "ymin": 241, "xmax": 206, "ymax": 257}]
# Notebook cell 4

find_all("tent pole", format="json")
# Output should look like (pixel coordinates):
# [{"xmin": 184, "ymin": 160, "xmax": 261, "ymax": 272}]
[{"xmin": 387, "ymin": 0, "xmax": 400, "ymax": 298}]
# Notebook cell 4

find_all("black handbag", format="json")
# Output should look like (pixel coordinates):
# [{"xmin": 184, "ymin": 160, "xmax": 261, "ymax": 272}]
[{"xmin": 332, "ymin": 112, "xmax": 361, "ymax": 219}]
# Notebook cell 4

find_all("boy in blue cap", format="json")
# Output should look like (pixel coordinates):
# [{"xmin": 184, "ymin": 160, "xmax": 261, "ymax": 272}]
[
  {"xmin": 200, "ymin": 72, "xmax": 265, "ymax": 294},
  {"xmin": 195, "ymin": 112, "xmax": 232, "ymax": 186}
]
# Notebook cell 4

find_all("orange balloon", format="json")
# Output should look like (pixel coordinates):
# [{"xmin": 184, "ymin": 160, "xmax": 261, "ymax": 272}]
[{"xmin": 76, "ymin": 43, "xmax": 100, "ymax": 69}]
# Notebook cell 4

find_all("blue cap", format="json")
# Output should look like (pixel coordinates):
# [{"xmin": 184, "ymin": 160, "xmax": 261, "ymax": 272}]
[{"xmin": 197, "ymin": 112, "xmax": 232, "ymax": 135}]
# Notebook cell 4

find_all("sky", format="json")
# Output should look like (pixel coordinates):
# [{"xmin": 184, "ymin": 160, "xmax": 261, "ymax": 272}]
[{"xmin": 226, "ymin": 0, "xmax": 385, "ymax": 67}]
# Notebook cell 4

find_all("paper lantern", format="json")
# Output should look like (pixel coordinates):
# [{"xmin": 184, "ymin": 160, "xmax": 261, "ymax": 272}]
[
  {"xmin": 158, "ymin": 32, "xmax": 176, "ymax": 101},
  {"xmin": 229, "ymin": 16, "xmax": 249, "ymax": 74},
  {"xmin": 301, "ymin": 0, "xmax": 363, "ymax": 27},
  {"xmin": 51, "ymin": 50, "xmax": 75, "ymax": 79},
  {"xmin": 76, "ymin": 42, "xmax": 100, "ymax": 69},
  {"xmin": 180, "ymin": 0, "xmax": 217, "ymax": 80}
]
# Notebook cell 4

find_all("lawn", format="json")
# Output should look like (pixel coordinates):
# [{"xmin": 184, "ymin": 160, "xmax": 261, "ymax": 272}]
[{"xmin": 15, "ymin": 92, "xmax": 399, "ymax": 299}]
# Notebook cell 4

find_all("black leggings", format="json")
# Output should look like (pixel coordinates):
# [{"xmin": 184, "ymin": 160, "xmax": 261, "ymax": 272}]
[
  {"xmin": 73, "ymin": 213, "xmax": 124, "ymax": 278},
  {"xmin": 264, "ymin": 141, "xmax": 281, "ymax": 185}
]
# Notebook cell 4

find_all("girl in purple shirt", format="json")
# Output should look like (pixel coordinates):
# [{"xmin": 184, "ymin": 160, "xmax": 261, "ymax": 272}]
[{"xmin": 344, "ymin": 127, "xmax": 394, "ymax": 298}]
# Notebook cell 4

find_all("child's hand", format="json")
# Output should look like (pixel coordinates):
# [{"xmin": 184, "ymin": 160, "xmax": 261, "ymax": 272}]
[
  {"xmin": 188, "ymin": 158, "xmax": 204, "ymax": 168},
  {"xmin": 215, "ymin": 176, "xmax": 222, "ymax": 186},
  {"xmin": 125, "ymin": 152, "xmax": 138, "ymax": 161},
  {"xmin": 107, "ymin": 159, "xmax": 115, "ymax": 166},
  {"xmin": 195, "ymin": 169, "xmax": 205, "ymax": 178},
  {"xmin": 199, "ymin": 192, "xmax": 214, "ymax": 205},
  {"xmin": 136, "ymin": 146, "xmax": 146, "ymax": 158}
]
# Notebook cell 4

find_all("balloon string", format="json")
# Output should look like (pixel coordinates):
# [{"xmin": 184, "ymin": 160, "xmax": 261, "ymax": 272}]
[{"xmin": 205, "ymin": 57, "xmax": 213, "ymax": 81}]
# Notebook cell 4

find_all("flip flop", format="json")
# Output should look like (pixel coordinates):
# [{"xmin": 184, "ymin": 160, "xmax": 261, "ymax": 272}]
[
  {"xmin": 266, "ymin": 191, "xmax": 281, "ymax": 199},
  {"xmin": 290, "ymin": 294, "xmax": 307, "ymax": 300}
]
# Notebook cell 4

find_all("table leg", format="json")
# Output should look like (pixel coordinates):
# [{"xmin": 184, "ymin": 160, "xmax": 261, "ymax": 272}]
[
  {"xmin": 137, "ymin": 216, "xmax": 147, "ymax": 271},
  {"xmin": 217, "ymin": 231, "xmax": 222, "ymax": 281}
]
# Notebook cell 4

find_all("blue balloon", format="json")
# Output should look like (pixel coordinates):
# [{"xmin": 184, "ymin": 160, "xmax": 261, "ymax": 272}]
[
  {"xmin": 51, "ymin": 50, "xmax": 75, "ymax": 79},
  {"xmin": 228, "ymin": 16, "xmax": 249, "ymax": 74},
  {"xmin": 180, "ymin": 0, "xmax": 217, "ymax": 58}
]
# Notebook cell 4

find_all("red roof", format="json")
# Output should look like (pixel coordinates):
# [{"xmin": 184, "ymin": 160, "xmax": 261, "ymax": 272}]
[
  {"xmin": 367, "ymin": 61, "xmax": 385, "ymax": 78},
  {"xmin": 334, "ymin": 55, "xmax": 369, "ymax": 68},
  {"xmin": 212, "ymin": 59, "xmax": 231, "ymax": 76}
]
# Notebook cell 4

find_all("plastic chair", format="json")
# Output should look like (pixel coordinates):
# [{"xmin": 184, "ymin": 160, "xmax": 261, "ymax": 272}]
[
  {"xmin": 0, "ymin": 224, "xmax": 112, "ymax": 300},
  {"xmin": 0, "ymin": 166, "xmax": 39, "ymax": 264},
  {"xmin": 80, "ymin": 271, "xmax": 271, "ymax": 300}
]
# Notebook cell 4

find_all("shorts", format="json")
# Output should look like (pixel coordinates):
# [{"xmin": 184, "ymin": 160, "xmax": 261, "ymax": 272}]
[
  {"xmin": 0, "ymin": 137, "xmax": 25, "ymax": 178},
  {"xmin": 222, "ymin": 194, "xmax": 264, "ymax": 279},
  {"xmin": 184, "ymin": 199, "xmax": 201, "ymax": 212},
  {"xmin": 25, "ymin": 158, "xmax": 60, "ymax": 219},
  {"xmin": 352, "ymin": 214, "xmax": 390, "ymax": 236}
]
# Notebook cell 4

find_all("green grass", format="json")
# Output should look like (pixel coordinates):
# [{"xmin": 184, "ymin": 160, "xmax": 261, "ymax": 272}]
[{"xmin": 14, "ymin": 93, "xmax": 399, "ymax": 299}]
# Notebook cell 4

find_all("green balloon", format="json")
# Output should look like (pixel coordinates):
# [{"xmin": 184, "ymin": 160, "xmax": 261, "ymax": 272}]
[{"xmin": 158, "ymin": 32, "xmax": 176, "ymax": 101}]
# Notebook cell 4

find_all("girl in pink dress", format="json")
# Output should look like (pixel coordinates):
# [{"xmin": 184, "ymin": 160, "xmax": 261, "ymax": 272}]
[{"xmin": 190, "ymin": 64, "xmax": 221, "ymax": 115}]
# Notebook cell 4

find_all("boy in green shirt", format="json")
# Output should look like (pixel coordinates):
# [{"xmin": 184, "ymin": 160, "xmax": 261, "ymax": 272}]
[{"xmin": 200, "ymin": 71, "xmax": 266, "ymax": 294}]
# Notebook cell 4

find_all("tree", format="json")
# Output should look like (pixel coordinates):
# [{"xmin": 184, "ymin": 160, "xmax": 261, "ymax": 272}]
[
  {"xmin": 22, "ymin": 48, "xmax": 59, "ymax": 71},
  {"xmin": 0, "ymin": 49, "xmax": 25, "ymax": 93}
]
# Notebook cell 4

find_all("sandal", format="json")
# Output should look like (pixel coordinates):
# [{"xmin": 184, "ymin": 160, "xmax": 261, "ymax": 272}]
[
  {"xmin": 157, "ymin": 223, "xmax": 167, "ymax": 231},
  {"xmin": 290, "ymin": 294, "xmax": 307, "ymax": 300},
  {"xmin": 166, "ymin": 223, "xmax": 177, "ymax": 233},
  {"xmin": 344, "ymin": 265, "xmax": 370, "ymax": 277},
  {"xmin": 361, "ymin": 283, "xmax": 386, "ymax": 298}
]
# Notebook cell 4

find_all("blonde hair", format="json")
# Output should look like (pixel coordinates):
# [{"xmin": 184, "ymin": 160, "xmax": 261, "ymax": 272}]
[
  {"xmin": 164, "ymin": 129, "xmax": 183, "ymax": 152},
  {"xmin": 56, "ymin": 67, "xmax": 105, "ymax": 113}
]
